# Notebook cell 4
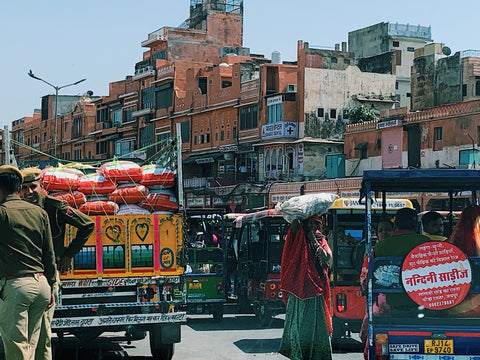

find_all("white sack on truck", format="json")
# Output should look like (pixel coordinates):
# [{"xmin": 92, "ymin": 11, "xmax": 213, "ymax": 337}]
[{"xmin": 275, "ymin": 192, "xmax": 338, "ymax": 223}]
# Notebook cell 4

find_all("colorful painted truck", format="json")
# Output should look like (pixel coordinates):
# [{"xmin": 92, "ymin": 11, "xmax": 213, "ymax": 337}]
[{"xmin": 52, "ymin": 213, "xmax": 186, "ymax": 360}]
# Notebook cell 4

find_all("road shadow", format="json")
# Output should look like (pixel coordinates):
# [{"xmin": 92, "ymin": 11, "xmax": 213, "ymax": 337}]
[
  {"xmin": 234, "ymin": 338, "xmax": 282, "ymax": 354},
  {"xmin": 187, "ymin": 314, "xmax": 284, "ymax": 332},
  {"xmin": 52, "ymin": 335, "xmax": 132, "ymax": 360},
  {"xmin": 333, "ymin": 337, "xmax": 363, "ymax": 353}
]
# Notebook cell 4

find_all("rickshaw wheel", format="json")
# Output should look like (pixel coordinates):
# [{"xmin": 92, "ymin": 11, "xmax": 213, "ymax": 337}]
[
  {"xmin": 331, "ymin": 324, "xmax": 343, "ymax": 349},
  {"xmin": 257, "ymin": 302, "xmax": 271, "ymax": 327},
  {"xmin": 212, "ymin": 304, "xmax": 224, "ymax": 322}
]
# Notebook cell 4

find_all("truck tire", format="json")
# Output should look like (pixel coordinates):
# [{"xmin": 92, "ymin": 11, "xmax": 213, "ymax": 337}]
[
  {"xmin": 150, "ymin": 342, "xmax": 174, "ymax": 360},
  {"xmin": 149, "ymin": 324, "xmax": 178, "ymax": 360}
]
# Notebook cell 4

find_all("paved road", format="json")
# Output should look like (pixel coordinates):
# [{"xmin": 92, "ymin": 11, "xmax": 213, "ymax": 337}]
[{"xmin": 48, "ymin": 306, "xmax": 362, "ymax": 360}]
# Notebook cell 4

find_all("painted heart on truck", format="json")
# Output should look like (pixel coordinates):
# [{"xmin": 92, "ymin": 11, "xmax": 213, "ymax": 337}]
[
  {"xmin": 135, "ymin": 222, "xmax": 149, "ymax": 242},
  {"xmin": 105, "ymin": 225, "xmax": 122, "ymax": 242}
]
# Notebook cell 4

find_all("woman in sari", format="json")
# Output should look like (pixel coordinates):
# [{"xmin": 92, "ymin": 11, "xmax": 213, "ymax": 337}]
[
  {"xmin": 279, "ymin": 215, "xmax": 332, "ymax": 360},
  {"xmin": 445, "ymin": 205, "xmax": 480, "ymax": 317}
]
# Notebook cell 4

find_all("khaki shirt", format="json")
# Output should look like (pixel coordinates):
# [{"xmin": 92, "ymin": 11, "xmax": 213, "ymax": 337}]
[
  {"xmin": 0, "ymin": 194, "xmax": 56, "ymax": 287},
  {"xmin": 37, "ymin": 193, "xmax": 95, "ymax": 263}
]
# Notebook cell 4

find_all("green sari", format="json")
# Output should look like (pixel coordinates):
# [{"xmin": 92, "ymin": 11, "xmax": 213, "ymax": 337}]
[{"xmin": 279, "ymin": 294, "xmax": 332, "ymax": 360}]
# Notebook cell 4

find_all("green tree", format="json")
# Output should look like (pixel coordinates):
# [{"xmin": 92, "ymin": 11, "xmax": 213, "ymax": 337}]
[{"xmin": 347, "ymin": 104, "xmax": 377, "ymax": 124}]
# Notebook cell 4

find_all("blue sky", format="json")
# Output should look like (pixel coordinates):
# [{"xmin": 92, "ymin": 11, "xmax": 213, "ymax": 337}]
[{"xmin": 1, "ymin": 0, "xmax": 479, "ymax": 129}]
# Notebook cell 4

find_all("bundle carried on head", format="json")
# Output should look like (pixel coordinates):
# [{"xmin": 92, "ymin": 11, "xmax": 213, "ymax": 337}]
[{"xmin": 274, "ymin": 192, "xmax": 339, "ymax": 223}]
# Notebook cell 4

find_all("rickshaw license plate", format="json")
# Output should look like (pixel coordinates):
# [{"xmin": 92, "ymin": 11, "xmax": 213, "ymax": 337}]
[
  {"xmin": 189, "ymin": 282, "xmax": 202, "ymax": 290},
  {"xmin": 424, "ymin": 339, "xmax": 453, "ymax": 354}
]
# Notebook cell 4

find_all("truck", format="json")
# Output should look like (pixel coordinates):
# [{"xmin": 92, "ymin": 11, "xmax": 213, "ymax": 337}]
[{"xmin": 52, "ymin": 213, "xmax": 186, "ymax": 360}]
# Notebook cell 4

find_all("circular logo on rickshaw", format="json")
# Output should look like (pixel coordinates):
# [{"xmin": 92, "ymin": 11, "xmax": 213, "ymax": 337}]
[{"xmin": 402, "ymin": 241, "xmax": 471, "ymax": 310}]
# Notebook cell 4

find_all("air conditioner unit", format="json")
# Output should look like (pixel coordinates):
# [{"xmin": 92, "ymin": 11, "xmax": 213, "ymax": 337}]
[{"xmin": 286, "ymin": 84, "xmax": 297, "ymax": 93}]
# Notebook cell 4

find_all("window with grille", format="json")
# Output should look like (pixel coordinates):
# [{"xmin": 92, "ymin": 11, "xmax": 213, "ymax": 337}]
[{"xmin": 434, "ymin": 127, "xmax": 443, "ymax": 141}]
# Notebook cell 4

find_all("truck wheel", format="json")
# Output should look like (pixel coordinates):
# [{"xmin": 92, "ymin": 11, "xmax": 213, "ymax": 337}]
[
  {"xmin": 212, "ymin": 304, "xmax": 224, "ymax": 322},
  {"xmin": 149, "ymin": 325, "xmax": 176, "ymax": 360},
  {"xmin": 150, "ymin": 343, "xmax": 174, "ymax": 360}
]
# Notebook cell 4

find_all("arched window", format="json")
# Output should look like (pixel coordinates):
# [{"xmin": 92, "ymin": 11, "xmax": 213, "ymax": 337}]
[
  {"xmin": 271, "ymin": 148, "xmax": 277, "ymax": 171},
  {"xmin": 286, "ymin": 147, "xmax": 295, "ymax": 175},
  {"xmin": 264, "ymin": 149, "xmax": 271, "ymax": 177},
  {"xmin": 277, "ymin": 148, "xmax": 283, "ymax": 173}
]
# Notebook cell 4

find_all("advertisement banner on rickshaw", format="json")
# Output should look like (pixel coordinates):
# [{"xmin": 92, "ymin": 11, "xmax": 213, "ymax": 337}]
[{"xmin": 402, "ymin": 241, "xmax": 472, "ymax": 310}]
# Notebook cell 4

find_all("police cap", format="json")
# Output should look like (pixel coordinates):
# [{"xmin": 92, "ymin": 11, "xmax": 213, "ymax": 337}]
[
  {"xmin": 20, "ymin": 167, "xmax": 42, "ymax": 184},
  {"xmin": 0, "ymin": 165, "xmax": 23, "ymax": 184}
]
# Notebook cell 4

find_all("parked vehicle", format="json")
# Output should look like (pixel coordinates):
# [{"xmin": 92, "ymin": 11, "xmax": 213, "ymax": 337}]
[
  {"xmin": 326, "ymin": 197, "xmax": 414, "ymax": 347},
  {"xmin": 223, "ymin": 213, "xmax": 245, "ymax": 300},
  {"xmin": 363, "ymin": 169, "xmax": 480, "ymax": 360},
  {"xmin": 233, "ymin": 209, "xmax": 289, "ymax": 326},
  {"xmin": 183, "ymin": 209, "xmax": 226, "ymax": 321},
  {"xmin": 54, "ymin": 213, "xmax": 186, "ymax": 360}
]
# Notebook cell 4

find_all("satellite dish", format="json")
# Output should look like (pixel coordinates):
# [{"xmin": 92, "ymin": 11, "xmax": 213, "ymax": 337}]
[{"xmin": 442, "ymin": 46, "xmax": 452, "ymax": 56}]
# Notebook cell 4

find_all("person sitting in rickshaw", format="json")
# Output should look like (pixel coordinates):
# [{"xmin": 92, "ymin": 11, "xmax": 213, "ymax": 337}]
[{"xmin": 373, "ymin": 208, "xmax": 430, "ymax": 314}]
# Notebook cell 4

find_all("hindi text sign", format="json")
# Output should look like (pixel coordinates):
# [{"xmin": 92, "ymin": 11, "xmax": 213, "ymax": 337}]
[{"xmin": 402, "ymin": 242, "xmax": 471, "ymax": 310}]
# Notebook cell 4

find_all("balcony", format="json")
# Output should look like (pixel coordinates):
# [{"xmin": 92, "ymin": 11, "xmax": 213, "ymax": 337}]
[
  {"xmin": 141, "ymin": 28, "xmax": 168, "ymax": 47},
  {"xmin": 184, "ymin": 177, "xmax": 208, "ymax": 189},
  {"xmin": 132, "ymin": 68, "xmax": 156, "ymax": 81}
]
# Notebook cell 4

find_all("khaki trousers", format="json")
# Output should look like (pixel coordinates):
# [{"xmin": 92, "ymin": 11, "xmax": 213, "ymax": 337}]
[
  {"xmin": 34, "ymin": 272, "xmax": 59, "ymax": 360},
  {"xmin": 0, "ymin": 274, "xmax": 50, "ymax": 360}
]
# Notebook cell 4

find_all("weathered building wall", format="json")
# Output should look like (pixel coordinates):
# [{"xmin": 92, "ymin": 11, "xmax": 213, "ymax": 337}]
[
  {"xmin": 411, "ymin": 54, "xmax": 437, "ymax": 111},
  {"xmin": 357, "ymin": 51, "xmax": 399, "ymax": 74},
  {"xmin": 436, "ymin": 52, "xmax": 462, "ymax": 107},
  {"xmin": 462, "ymin": 57, "xmax": 480, "ymax": 101},
  {"xmin": 302, "ymin": 141, "xmax": 344, "ymax": 180},
  {"xmin": 348, "ymin": 23, "xmax": 390, "ymax": 59},
  {"xmin": 349, "ymin": 22, "xmax": 431, "ymax": 109},
  {"xmin": 303, "ymin": 66, "xmax": 396, "ymax": 139}
]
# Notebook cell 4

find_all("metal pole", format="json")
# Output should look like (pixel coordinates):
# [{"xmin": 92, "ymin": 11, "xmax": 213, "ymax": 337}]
[
  {"xmin": 54, "ymin": 88, "xmax": 59, "ymax": 157},
  {"xmin": 4, "ymin": 126, "xmax": 10, "ymax": 165},
  {"xmin": 27, "ymin": 70, "xmax": 86, "ymax": 159},
  {"xmin": 176, "ymin": 122, "xmax": 184, "ymax": 211}
]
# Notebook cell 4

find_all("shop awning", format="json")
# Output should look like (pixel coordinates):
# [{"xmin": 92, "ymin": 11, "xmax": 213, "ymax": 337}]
[{"xmin": 183, "ymin": 153, "xmax": 224, "ymax": 164}]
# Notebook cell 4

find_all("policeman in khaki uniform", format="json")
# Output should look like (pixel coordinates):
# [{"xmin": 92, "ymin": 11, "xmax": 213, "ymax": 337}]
[
  {"xmin": 0, "ymin": 165, "xmax": 56, "ymax": 359},
  {"xmin": 19, "ymin": 167, "xmax": 95, "ymax": 360}
]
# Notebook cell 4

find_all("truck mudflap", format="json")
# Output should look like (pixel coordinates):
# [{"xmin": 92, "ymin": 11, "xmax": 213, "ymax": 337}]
[{"xmin": 51, "ymin": 311, "xmax": 186, "ymax": 329}]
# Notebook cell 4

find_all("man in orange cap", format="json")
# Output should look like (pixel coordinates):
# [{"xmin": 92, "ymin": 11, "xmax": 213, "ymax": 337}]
[
  {"xmin": 0, "ymin": 165, "xmax": 56, "ymax": 359},
  {"xmin": 19, "ymin": 167, "xmax": 94, "ymax": 360}
]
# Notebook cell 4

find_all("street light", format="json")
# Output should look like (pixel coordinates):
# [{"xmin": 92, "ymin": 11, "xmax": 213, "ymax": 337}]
[{"xmin": 28, "ymin": 70, "xmax": 86, "ymax": 158}]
